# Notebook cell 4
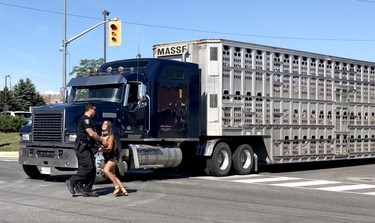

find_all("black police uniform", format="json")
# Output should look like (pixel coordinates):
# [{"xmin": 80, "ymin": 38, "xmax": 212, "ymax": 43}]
[{"xmin": 67, "ymin": 114, "xmax": 97, "ymax": 195}]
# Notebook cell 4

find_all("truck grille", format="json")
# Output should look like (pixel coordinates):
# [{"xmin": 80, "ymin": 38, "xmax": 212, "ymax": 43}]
[{"xmin": 33, "ymin": 112, "xmax": 64, "ymax": 143}]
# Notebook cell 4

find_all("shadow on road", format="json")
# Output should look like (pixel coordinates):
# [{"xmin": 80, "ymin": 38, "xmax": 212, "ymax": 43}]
[
  {"xmin": 40, "ymin": 169, "xmax": 192, "ymax": 184},
  {"xmin": 28, "ymin": 158, "xmax": 375, "ymax": 183}
]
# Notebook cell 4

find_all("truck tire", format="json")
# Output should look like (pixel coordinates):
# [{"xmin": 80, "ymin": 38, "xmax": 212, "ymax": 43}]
[
  {"xmin": 22, "ymin": 165, "xmax": 49, "ymax": 179},
  {"xmin": 205, "ymin": 142, "xmax": 232, "ymax": 176},
  {"xmin": 232, "ymin": 144, "xmax": 254, "ymax": 175},
  {"xmin": 94, "ymin": 152, "xmax": 107, "ymax": 183}
]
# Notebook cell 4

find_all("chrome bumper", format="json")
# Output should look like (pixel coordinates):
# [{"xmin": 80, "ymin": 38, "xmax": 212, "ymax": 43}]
[{"xmin": 18, "ymin": 146, "xmax": 78, "ymax": 169}]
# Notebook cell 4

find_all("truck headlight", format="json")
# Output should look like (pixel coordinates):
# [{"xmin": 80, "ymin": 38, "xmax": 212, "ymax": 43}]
[
  {"xmin": 21, "ymin": 133, "xmax": 30, "ymax": 141},
  {"xmin": 68, "ymin": 134, "xmax": 77, "ymax": 142}
]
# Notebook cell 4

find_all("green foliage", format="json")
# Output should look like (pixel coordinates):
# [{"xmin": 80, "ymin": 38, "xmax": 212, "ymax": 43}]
[
  {"xmin": 0, "ymin": 114, "xmax": 28, "ymax": 132},
  {"xmin": 9, "ymin": 78, "xmax": 46, "ymax": 111},
  {"xmin": 0, "ymin": 132, "xmax": 19, "ymax": 151},
  {"xmin": 75, "ymin": 88, "xmax": 89, "ymax": 101},
  {"xmin": 0, "ymin": 78, "xmax": 45, "ymax": 112},
  {"xmin": 69, "ymin": 58, "xmax": 104, "ymax": 77}
]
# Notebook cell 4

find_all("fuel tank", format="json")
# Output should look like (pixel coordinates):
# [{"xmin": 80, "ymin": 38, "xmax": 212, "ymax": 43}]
[{"xmin": 128, "ymin": 144, "xmax": 182, "ymax": 169}]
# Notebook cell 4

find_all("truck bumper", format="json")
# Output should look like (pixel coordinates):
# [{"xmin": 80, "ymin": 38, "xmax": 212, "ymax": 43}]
[{"xmin": 18, "ymin": 146, "xmax": 78, "ymax": 169}]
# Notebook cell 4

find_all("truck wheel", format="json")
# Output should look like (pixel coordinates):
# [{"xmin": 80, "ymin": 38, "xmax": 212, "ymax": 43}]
[
  {"xmin": 232, "ymin": 144, "xmax": 254, "ymax": 175},
  {"xmin": 205, "ymin": 142, "xmax": 232, "ymax": 176},
  {"xmin": 22, "ymin": 165, "xmax": 49, "ymax": 179},
  {"xmin": 94, "ymin": 152, "xmax": 107, "ymax": 183}
]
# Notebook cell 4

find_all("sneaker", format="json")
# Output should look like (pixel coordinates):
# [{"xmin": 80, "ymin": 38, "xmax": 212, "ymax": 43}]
[
  {"xmin": 66, "ymin": 180, "xmax": 75, "ymax": 195},
  {"xmin": 75, "ymin": 183, "xmax": 83, "ymax": 194},
  {"xmin": 82, "ymin": 191, "xmax": 99, "ymax": 197}
]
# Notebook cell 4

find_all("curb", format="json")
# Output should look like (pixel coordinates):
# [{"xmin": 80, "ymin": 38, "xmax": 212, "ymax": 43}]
[{"xmin": 0, "ymin": 152, "xmax": 18, "ymax": 158}]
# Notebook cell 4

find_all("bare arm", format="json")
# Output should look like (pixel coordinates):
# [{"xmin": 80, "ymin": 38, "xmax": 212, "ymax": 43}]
[
  {"xmin": 86, "ymin": 128, "xmax": 109, "ymax": 147},
  {"xmin": 107, "ymin": 134, "xmax": 114, "ymax": 151},
  {"xmin": 99, "ymin": 134, "xmax": 114, "ymax": 152}
]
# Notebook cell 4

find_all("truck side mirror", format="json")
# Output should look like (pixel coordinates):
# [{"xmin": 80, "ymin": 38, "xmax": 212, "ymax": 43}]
[
  {"xmin": 134, "ymin": 83, "xmax": 147, "ymax": 109},
  {"xmin": 137, "ymin": 84, "xmax": 147, "ymax": 100}
]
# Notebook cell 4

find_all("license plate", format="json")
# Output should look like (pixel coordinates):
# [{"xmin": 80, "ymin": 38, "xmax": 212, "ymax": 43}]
[{"xmin": 40, "ymin": 167, "xmax": 51, "ymax": 174}]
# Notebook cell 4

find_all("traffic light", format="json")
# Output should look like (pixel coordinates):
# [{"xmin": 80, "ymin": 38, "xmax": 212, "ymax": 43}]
[{"xmin": 109, "ymin": 20, "xmax": 121, "ymax": 46}]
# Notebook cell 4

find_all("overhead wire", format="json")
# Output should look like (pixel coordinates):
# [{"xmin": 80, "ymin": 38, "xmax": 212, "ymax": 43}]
[
  {"xmin": 357, "ymin": 0, "xmax": 375, "ymax": 3},
  {"xmin": 1, "ymin": 2, "xmax": 375, "ymax": 42}
]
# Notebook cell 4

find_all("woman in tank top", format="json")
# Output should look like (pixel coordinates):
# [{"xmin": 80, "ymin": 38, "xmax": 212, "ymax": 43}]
[{"xmin": 98, "ymin": 120, "xmax": 128, "ymax": 196}]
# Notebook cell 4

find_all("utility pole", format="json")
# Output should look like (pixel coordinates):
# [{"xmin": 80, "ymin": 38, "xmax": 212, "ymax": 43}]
[
  {"xmin": 60, "ymin": 0, "xmax": 115, "ymax": 101},
  {"xmin": 4, "ymin": 74, "xmax": 10, "ymax": 111},
  {"xmin": 8, "ymin": 75, "xmax": 11, "ymax": 90},
  {"xmin": 102, "ymin": 10, "xmax": 110, "ymax": 63},
  {"xmin": 5, "ymin": 75, "xmax": 10, "ymax": 90},
  {"xmin": 61, "ymin": 0, "xmax": 67, "ymax": 102},
  {"xmin": 4, "ymin": 75, "xmax": 6, "ymax": 108}
]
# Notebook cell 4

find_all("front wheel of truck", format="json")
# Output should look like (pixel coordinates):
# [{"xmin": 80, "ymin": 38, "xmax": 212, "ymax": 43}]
[{"xmin": 22, "ymin": 165, "xmax": 49, "ymax": 179}]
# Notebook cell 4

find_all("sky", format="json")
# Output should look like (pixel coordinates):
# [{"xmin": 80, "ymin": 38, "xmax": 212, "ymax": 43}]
[{"xmin": 1, "ymin": 0, "xmax": 375, "ymax": 94}]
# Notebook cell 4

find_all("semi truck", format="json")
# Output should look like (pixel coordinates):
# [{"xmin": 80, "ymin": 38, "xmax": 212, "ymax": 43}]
[{"xmin": 19, "ymin": 39, "xmax": 375, "ymax": 179}]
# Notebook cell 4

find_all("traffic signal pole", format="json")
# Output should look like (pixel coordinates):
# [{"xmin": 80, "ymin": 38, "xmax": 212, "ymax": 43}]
[
  {"xmin": 65, "ymin": 20, "xmax": 110, "ymax": 45},
  {"xmin": 61, "ymin": 0, "xmax": 117, "ymax": 101},
  {"xmin": 102, "ymin": 10, "xmax": 110, "ymax": 63}
]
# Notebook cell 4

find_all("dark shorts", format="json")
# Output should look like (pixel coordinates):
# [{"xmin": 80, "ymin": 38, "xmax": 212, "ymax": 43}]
[{"xmin": 103, "ymin": 151, "xmax": 119, "ymax": 162}]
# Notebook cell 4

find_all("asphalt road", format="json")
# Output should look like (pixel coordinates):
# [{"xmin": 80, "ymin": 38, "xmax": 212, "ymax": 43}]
[{"xmin": 1, "ymin": 157, "xmax": 375, "ymax": 223}]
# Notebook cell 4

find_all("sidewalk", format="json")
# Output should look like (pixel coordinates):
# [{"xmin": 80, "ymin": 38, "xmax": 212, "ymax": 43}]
[{"xmin": 0, "ymin": 151, "xmax": 18, "ymax": 157}]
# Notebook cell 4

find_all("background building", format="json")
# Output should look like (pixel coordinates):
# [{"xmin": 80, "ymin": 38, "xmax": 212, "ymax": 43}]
[{"xmin": 41, "ymin": 93, "xmax": 62, "ymax": 104}]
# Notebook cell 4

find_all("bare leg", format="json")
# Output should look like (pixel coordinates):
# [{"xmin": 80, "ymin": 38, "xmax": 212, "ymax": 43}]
[
  {"xmin": 103, "ymin": 160, "xmax": 120, "ymax": 189},
  {"xmin": 103, "ymin": 160, "xmax": 128, "ymax": 196}
]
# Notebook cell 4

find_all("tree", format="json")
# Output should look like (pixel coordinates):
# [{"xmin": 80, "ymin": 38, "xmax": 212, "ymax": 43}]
[
  {"xmin": 0, "ymin": 87, "xmax": 12, "ymax": 112},
  {"xmin": 69, "ymin": 58, "xmax": 104, "ymax": 77},
  {"xmin": 10, "ymin": 78, "xmax": 45, "ymax": 111}
]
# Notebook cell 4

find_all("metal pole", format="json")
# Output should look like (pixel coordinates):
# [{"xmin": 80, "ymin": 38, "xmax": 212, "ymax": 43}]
[
  {"xmin": 60, "ymin": 4, "xmax": 113, "ymax": 101},
  {"xmin": 5, "ymin": 75, "xmax": 10, "ymax": 89},
  {"xmin": 4, "ymin": 75, "xmax": 6, "ymax": 110},
  {"xmin": 62, "ymin": 0, "xmax": 67, "ymax": 101},
  {"xmin": 66, "ymin": 20, "xmax": 109, "ymax": 45},
  {"xmin": 4, "ymin": 75, "xmax": 8, "ymax": 110},
  {"xmin": 102, "ymin": 10, "xmax": 109, "ymax": 63}
]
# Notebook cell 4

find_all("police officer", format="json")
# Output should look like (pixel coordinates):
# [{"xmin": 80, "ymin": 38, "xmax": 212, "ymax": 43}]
[{"xmin": 66, "ymin": 103, "xmax": 108, "ymax": 197}]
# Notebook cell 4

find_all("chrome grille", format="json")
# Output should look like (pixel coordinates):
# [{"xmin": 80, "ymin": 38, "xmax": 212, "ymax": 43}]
[{"xmin": 33, "ymin": 112, "xmax": 64, "ymax": 143}]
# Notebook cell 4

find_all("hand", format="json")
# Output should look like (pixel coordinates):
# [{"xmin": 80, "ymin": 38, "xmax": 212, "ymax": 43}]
[{"xmin": 102, "ymin": 141, "xmax": 109, "ymax": 147}]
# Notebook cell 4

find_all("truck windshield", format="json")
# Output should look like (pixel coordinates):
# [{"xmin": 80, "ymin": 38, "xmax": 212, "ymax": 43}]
[{"xmin": 69, "ymin": 84, "xmax": 124, "ymax": 103}]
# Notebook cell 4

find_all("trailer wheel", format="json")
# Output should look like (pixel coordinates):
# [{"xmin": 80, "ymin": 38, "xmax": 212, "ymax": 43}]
[
  {"xmin": 205, "ymin": 142, "xmax": 232, "ymax": 176},
  {"xmin": 232, "ymin": 144, "xmax": 254, "ymax": 175},
  {"xmin": 22, "ymin": 165, "xmax": 49, "ymax": 179}
]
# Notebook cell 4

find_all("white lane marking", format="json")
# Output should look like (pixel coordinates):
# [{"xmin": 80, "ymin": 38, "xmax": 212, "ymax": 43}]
[
  {"xmin": 220, "ymin": 174, "xmax": 263, "ymax": 179},
  {"xmin": 193, "ymin": 175, "xmax": 375, "ymax": 197},
  {"xmin": 316, "ymin": 184, "xmax": 375, "ymax": 192},
  {"xmin": 271, "ymin": 180, "xmax": 341, "ymax": 187},
  {"xmin": 0, "ymin": 157, "xmax": 17, "ymax": 161},
  {"xmin": 232, "ymin": 176, "xmax": 299, "ymax": 183},
  {"xmin": 195, "ymin": 174, "xmax": 262, "ymax": 180},
  {"xmin": 0, "ymin": 159, "xmax": 17, "ymax": 162}
]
